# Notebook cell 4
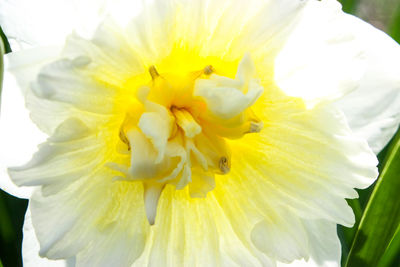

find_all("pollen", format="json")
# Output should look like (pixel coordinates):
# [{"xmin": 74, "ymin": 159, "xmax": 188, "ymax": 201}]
[{"xmin": 112, "ymin": 55, "xmax": 264, "ymax": 224}]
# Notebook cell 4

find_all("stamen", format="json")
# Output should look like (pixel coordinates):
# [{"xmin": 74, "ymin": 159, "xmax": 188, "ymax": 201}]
[
  {"xmin": 149, "ymin": 65, "xmax": 160, "ymax": 80},
  {"xmin": 119, "ymin": 116, "xmax": 132, "ymax": 150},
  {"xmin": 115, "ymin": 56, "xmax": 263, "ymax": 203},
  {"xmin": 249, "ymin": 121, "xmax": 263, "ymax": 133},
  {"xmin": 204, "ymin": 65, "xmax": 214, "ymax": 75},
  {"xmin": 172, "ymin": 107, "xmax": 202, "ymax": 138},
  {"xmin": 219, "ymin": 157, "xmax": 230, "ymax": 174},
  {"xmin": 119, "ymin": 128, "xmax": 131, "ymax": 150}
]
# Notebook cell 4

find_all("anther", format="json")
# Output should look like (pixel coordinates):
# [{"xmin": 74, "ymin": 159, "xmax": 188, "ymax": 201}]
[
  {"xmin": 119, "ymin": 127, "xmax": 131, "ymax": 150},
  {"xmin": 204, "ymin": 65, "xmax": 214, "ymax": 75},
  {"xmin": 249, "ymin": 121, "xmax": 263, "ymax": 133},
  {"xmin": 219, "ymin": 157, "xmax": 230, "ymax": 174},
  {"xmin": 149, "ymin": 65, "xmax": 160, "ymax": 80}
]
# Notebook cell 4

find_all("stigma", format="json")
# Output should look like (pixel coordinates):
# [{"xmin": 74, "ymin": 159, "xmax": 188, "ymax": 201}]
[{"xmin": 112, "ymin": 55, "xmax": 264, "ymax": 225}]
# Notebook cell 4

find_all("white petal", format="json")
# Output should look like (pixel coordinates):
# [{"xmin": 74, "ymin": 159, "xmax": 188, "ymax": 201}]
[
  {"xmin": 173, "ymin": 0, "xmax": 307, "ymax": 63},
  {"xmin": 18, "ymin": 35, "xmax": 137, "ymax": 135},
  {"xmin": 138, "ymin": 102, "xmax": 174, "ymax": 163},
  {"xmin": 334, "ymin": 15, "xmax": 400, "ymax": 153},
  {"xmin": 143, "ymin": 182, "xmax": 164, "ymax": 225},
  {"xmin": 2, "ymin": 47, "xmax": 84, "ymax": 137},
  {"xmin": 76, "ymin": 226, "xmax": 147, "ymax": 267},
  {"xmin": 5, "ymin": 47, "xmax": 62, "ymax": 93},
  {"xmin": 22, "ymin": 208, "xmax": 73, "ymax": 267},
  {"xmin": 275, "ymin": 0, "xmax": 366, "ymax": 106},
  {"xmin": 29, "ymin": 173, "xmax": 149, "ymax": 264},
  {"xmin": 194, "ymin": 56, "xmax": 263, "ymax": 120},
  {"xmin": 188, "ymin": 170, "xmax": 215, "ymax": 198},
  {"xmin": 235, "ymin": 53, "xmax": 256, "ymax": 83},
  {"xmin": 139, "ymin": 112, "xmax": 170, "ymax": 161},
  {"xmin": 214, "ymin": 98, "xmax": 378, "ymax": 266},
  {"xmin": 0, "ymin": 0, "xmax": 143, "ymax": 50},
  {"xmin": 33, "ymin": 57, "xmax": 116, "ymax": 114},
  {"xmin": 195, "ymin": 81, "xmax": 259, "ymax": 119},
  {"xmin": 8, "ymin": 118, "xmax": 102, "ymax": 191},
  {"xmin": 0, "ymin": 69, "xmax": 46, "ymax": 198},
  {"xmin": 302, "ymin": 219, "xmax": 341, "ymax": 266},
  {"xmin": 127, "ymin": 129, "xmax": 171, "ymax": 180},
  {"xmin": 9, "ymin": 115, "xmax": 149, "ymax": 264},
  {"xmin": 251, "ymin": 213, "xmax": 308, "ymax": 262},
  {"xmin": 277, "ymin": 220, "xmax": 341, "ymax": 267},
  {"xmin": 134, "ymin": 187, "xmax": 272, "ymax": 267}
]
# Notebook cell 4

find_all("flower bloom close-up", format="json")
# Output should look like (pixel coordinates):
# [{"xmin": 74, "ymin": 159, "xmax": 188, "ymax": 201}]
[{"xmin": 0, "ymin": 0, "xmax": 400, "ymax": 266}]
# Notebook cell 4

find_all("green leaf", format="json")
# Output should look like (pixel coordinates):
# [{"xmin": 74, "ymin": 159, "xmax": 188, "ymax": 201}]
[
  {"xmin": 0, "ymin": 33, "xmax": 3, "ymax": 97},
  {"xmin": 389, "ymin": 3, "xmax": 400, "ymax": 43},
  {"xmin": 378, "ymin": 223, "xmax": 400, "ymax": 267},
  {"xmin": 0, "ymin": 26, "xmax": 11, "ymax": 54},
  {"xmin": 346, "ymin": 128, "xmax": 400, "ymax": 267},
  {"xmin": 0, "ymin": 194, "xmax": 15, "ymax": 242},
  {"xmin": 338, "ymin": 0, "xmax": 360, "ymax": 14},
  {"xmin": 342, "ymin": 198, "xmax": 363, "ymax": 246}
]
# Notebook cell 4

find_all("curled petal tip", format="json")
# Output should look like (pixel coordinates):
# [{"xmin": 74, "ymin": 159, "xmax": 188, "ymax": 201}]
[{"xmin": 144, "ymin": 183, "xmax": 164, "ymax": 225}]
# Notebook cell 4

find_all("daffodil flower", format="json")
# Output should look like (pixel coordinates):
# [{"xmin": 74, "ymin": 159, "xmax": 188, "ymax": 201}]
[{"xmin": 1, "ymin": 0, "xmax": 400, "ymax": 266}]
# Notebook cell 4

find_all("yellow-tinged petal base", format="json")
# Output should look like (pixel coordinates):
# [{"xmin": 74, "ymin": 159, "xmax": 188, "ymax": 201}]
[{"xmin": 6, "ymin": 0, "xmax": 379, "ymax": 266}]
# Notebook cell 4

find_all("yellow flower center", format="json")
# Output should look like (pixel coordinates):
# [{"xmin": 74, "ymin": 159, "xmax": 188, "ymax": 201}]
[{"xmin": 112, "ymin": 54, "xmax": 264, "ymax": 224}]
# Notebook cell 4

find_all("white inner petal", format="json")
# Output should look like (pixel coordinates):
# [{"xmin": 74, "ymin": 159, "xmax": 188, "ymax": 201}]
[
  {"xmin": 194, "ymin": 55, "xmax": 263, "ymax": 120},
  {"xmin": 143, "ymin": 182, "xmax": 164, "ymax": 225},
  {"xmin": 127, "ymin": 129, "xmax": 172, "ymax": 180},
  {"xmin": 172, "ymin": 108, "xmax": 202, "ymax": 138},
  {"xmin": 138, "ymin": 111, "xmax": 173, "ymax": 163}
]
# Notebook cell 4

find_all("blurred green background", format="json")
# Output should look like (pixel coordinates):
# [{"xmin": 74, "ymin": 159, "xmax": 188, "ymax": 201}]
[{"xmin": 0, "ymin": 0, "xmax": 400, "ymax": 266}]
